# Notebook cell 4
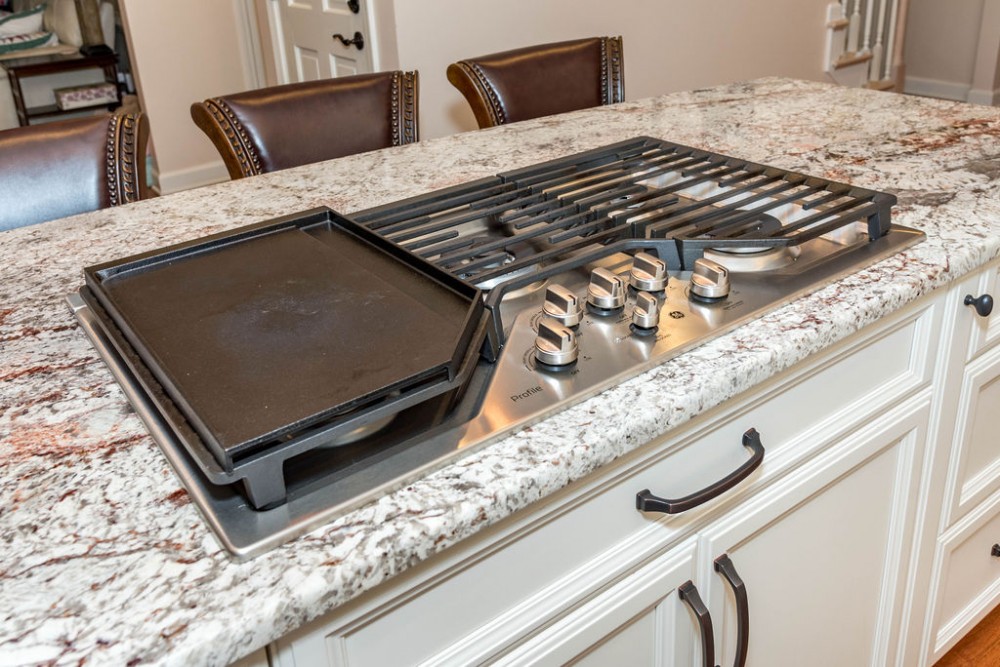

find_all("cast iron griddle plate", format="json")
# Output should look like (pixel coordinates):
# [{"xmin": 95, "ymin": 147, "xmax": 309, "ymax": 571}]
[{"xmin": 89, "ymin": 222, "xmax": 473, "ymax": 463}]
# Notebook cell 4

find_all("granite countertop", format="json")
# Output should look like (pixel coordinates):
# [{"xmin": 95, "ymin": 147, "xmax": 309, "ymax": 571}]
[{"xmin": 2, "ymin": 78, "xmax": 999, "ymax": 666}]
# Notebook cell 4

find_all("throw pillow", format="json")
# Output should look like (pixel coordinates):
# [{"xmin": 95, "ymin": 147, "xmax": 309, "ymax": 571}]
[
  {"xmin": 0, "ymin": 30, "xmax": 54, "ymax": 54},
  {"xmin": 43, "ymin": 0, "xmax": 79, "ymax": 46},
  {"xmin": 0, "ymin": 4, "xmax": 45, "ymax": 38}
]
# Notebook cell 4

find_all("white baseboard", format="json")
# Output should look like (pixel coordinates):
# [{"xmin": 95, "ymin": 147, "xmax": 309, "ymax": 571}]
[
  {"xmin": 153, "ymin": 160, "xmax": 230, "ymax": 195},
  {"xmin": 903, "ymin": 76, "xmax": 971, "ymax": 102},
  {"xmin": 967, "ymin": 87, "xmax": 1000, "ymax": 106}
]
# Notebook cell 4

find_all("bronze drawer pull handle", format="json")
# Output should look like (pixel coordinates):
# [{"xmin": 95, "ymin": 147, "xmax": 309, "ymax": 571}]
[
  {"xmin": 679, "ymin": 581, "xmax": 720, "ymax": 667},
  {"xmin": 715, "ymin": 554, "xmax": 750, "ymax": 667},
  {"xmin": 636, "ymin": 428, "xmax": 765, "ymax": 514}
]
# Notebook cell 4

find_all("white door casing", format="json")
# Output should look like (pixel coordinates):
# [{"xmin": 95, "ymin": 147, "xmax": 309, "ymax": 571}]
[{"xmin": 266, "ymin": 0, "xmax": 374, "ymax": 84}]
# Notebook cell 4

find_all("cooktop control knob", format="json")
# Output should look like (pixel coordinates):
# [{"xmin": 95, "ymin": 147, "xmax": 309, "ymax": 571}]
[
  {"xmin": 631, "ymin": 292, "xmax": 660, "ymax": 330},
  {"xmin": 534, "ymin": 318, "xmax": 579, "ymax": 367},
  {"xmin": 543, "ymin": 284, "xmax": 583, "ymax": 327},
  {"xmin": 587, "ymin": 267, "xmax": 627, "ymax": 311},
  {"xmin": 629, "ymin": 252, "xmax": 668, "ymax": 292},
  {"xmin": 690, "ymin": 257, "xmax": 731, "ymax": 301}
]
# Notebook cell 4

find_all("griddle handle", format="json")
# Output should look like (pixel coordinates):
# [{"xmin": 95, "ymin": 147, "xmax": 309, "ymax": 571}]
[{"xmin": 636, "ymin": 428, "xmax": 764, "ymax": 514}]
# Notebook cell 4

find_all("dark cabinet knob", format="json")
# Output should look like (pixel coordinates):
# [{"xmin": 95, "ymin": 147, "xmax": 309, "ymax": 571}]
[
  {"xmin": 992, "ymin": 543, "xmax": 1000, "ymax": 558},
  {"xmin": 964, "ymin": 293, "xmax": 994, "ymax": 318},
  {"xmin": 347, "ymin": 0, "xmax": 360, "ymax": 13}
]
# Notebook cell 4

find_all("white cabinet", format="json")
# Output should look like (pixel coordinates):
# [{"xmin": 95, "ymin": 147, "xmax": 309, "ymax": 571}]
[
  {"xmin": 494, "ymin": 544, "xmax": 698, "ymax": 666},
  {"xmin": 964, "ymin": 265, "xmax": 1000, "ymax": 361},
  {"xmin": 250, "ymin": 260, "xmax": 1000, "ymax": 667},
  {"xmin": 947, "ymin": 344, "xmax": 1000, "ymax": 523},
  {"xmin": 269, "ymin": 291, "xmax": 943, "ymax": 667},
  {"xmin": 700, "ymin": 399, "xmax": 927, "ymax": 667},
  {"xmin": 230, "ymin": 647, "xmax": 270, "ymax": 667},
  {"xmin": 914, "ymin": 261, "xmax": 1000, "ymax": 664},
  {"xmin": 933, "ymin": 489, "xmax": 1000, "ymax": 655},
  {"xmin": 499, "ymin": 399, "xmax": 928, "ymax": 667}
]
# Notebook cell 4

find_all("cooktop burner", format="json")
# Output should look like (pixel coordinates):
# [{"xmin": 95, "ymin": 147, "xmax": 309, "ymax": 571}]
[
  {"xmin": 69, "ymin": 137, "xmax": 924, "ymax": 560},
  {"xmin": 356, "ymin": 137, "xmax": 897, "ymax": 286}
]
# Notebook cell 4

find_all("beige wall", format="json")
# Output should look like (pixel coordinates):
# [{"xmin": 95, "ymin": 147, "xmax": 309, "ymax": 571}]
[
  {"xmin": 114, "ymin": 1, "xmax": 843, "ymax": 192},
  {"xmin": 390, "ymin": 0, "xmax": 836, "ymax": 140},
  {"xmin": 904, "ymin": 0, "xmax": 1000, "ymax": 103},
  {"xmin": 120, "ymin": 0, "xmax": 255, "ymax": 193}
]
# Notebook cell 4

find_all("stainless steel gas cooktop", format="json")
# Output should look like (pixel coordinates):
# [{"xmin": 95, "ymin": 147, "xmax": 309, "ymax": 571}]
[{"xmin": 69, "ymin": 137, "xmax": 924, "ymax": 560}]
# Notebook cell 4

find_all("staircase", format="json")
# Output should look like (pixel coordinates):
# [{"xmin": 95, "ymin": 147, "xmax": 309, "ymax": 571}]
[{"xmin": 825, "ymin": 0, "xmax": 908, "ymax": 90}]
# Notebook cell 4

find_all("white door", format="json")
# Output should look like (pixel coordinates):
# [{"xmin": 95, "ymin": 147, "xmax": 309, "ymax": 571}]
[{"xmin": 267, "ymin": 0, "xmax": 373, "ymax": 83}]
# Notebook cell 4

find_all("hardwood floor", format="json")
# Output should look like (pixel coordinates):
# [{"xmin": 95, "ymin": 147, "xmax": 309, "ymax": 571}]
[{"xmin": 935, "ymin": 604, "xmax": 1000, "ymax": 666}]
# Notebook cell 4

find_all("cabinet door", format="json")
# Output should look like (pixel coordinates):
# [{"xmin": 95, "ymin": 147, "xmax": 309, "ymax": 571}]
[
  {"xmin": 494, "ymin": 544, "xmax": 698, "ymax": 667},
  {"xmin": 700, "ymin": 398, "xmax": 928, "ymax": 667},
  {"xmin": 963, "ymin": 264, "xmax": 1000, "ymax": 361},
  {"xmin": 929, "ymin": 488, "xmax": 1000, "ymax": 660},
  {"xmin": 946, "ymin": 346, "xmax": 1000, "ymax": 524}
]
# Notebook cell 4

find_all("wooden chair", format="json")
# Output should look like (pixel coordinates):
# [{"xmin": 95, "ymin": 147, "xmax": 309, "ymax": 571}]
[
  {"xmin": 191, "ymin": 71, "xmax": 419, "ymax": 180},
  {"xmin": 446, "ymin": 37, "xmax": 624, "ymax": 129},
  {"xmin": 0, "ymin": 112, "xmax": 149, "ymax": 231}
]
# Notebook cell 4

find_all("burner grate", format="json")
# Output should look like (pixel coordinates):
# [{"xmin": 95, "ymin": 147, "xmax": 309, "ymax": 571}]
[{"xmin": 354, "ymin": 137, "xmax": 896, "ymax": 282}]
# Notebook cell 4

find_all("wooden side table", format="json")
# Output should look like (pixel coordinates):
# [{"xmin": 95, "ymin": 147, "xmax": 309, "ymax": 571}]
[{"xmin": 1, "ymin": 52, "xmax": 121, "ymax": 126}]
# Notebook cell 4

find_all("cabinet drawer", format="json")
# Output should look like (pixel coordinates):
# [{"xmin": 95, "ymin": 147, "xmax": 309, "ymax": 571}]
[
  {"xmin": 274, "ymin": 304, "xmax": 933, "ymax": 667},
  {"xmin": 493, "ymin": 542, "xmax": 698, "ymax": 666},
  {"xmin": 965, "ymin": 262, "xmax": 1000, "ymax": 361},
  {"xmin": 932, "ymin": 489, "xmax": 1000, "ymax": 659},
  {"xmin": 946, "ymin": 345, "xmax": 1000, "ymax": 524}
]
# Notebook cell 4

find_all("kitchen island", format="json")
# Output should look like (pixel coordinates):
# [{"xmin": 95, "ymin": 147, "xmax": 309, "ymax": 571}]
[{"xmin": 2, "ymin": 77, "xmax": 999, "ymax": 666}]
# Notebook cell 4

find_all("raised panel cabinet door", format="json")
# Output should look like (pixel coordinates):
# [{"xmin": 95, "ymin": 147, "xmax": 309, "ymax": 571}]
[
  {"xmin": 946, "ymin": 346, "xmax": 1000, "ymax": 523},
  {"xmin": 493, "ymin": 543, "xmax": 699, "ymax": 667},
  {"xmin": 699, "ymin": 398, "xmax": 928, "ymax": 667},
  {"xmin": 229, "ymin": 647, "xmax": 270, "ymax": 667},
  {"xmin": 930, "ymin": 489, "xmax": 1000, "ymax": 660},
  {"xmin": 964, "ymin": 263, "xmax": 1000, "ymax": 361}
]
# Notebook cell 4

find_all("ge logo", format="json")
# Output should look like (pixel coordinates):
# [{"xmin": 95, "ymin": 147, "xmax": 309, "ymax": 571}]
[{"xmin": 668, "ymin": 311, "xmax": 685, "ymax": 319}]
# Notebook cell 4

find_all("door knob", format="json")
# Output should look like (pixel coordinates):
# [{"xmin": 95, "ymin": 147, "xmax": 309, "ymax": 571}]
[{"xmin": 332, "ymin": 31, "xmax": 365, "ymax": 50}]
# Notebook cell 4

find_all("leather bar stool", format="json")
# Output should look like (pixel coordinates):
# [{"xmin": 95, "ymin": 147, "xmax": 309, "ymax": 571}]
[
  {"xmin": 447, "ymin": 36, "xmax": 624, "ymax": 129},
  {"xmin": 0, "ymin": 112, "xmax": 149, "ymax": 232},
  {"xmin": 191, "ymin": 71, "xmax": 419, "ymax": 180}
]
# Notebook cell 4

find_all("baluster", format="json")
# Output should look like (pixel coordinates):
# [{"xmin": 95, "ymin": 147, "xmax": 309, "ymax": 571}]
[
  {"xmin": 848, "ymin": 0, "xmax": 863, "ymax": 53},
  {"xmin": 839, "ymin": 0, "xmax": 850, "ymax": 56},
  {"xmin": 862, "ymin": 0, "xmax": 876, "ymax": 54},
  {"xmin": 825, "ymin": 1, "xmax": 853, "ymax": 73},
  {"xmin": 882, "ymin": 0, "xmax": 902, "ymax": 81},
  {"xmin": 870, "ymin": 0, "xmax": 890, "ymax": 82}
]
